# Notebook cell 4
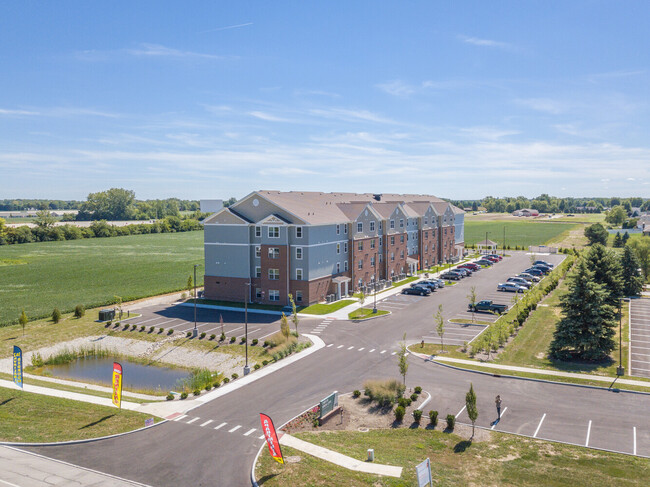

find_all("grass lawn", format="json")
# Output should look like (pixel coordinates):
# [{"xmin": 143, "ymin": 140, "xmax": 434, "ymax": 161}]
[
  {"xmin": 347, "ymin": 308, "xmax": 389, "ymax": 320},
  {"xmin": 416, "ymin": 343, "xmax": 469, "ymax": 360},
  {"xmin": 257, "ymin": 428, "xmax": 649, "ymax": 487},
  {"xmin": 465, "ymin": 220, "xmax": 579, "ymax": 248},
  {"xmin": 0, "ymin": 388, "xmax": 160, "ymax": 442},
  {"xmin": 0, "ymin": 231, "xmax": 204, "ymax": 326},
  {"xmin": 300, "ymin": 300, "xmax": 356, "ymax": 315}
]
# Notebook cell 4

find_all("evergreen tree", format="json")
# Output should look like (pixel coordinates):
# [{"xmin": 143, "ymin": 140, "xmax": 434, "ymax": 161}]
[
  {"xmin": 549, "ymin": 260, "xmax": 617, "ymax": 361},
  {"xmin": 621, "ymin": 246, "xmax": 644, "ymax": 297},
  {"xmin": 584, "ymin": 223, "xmax": 608, "ymax": 246},
  {"xmin": 613, "ymin": 232, "xmax": 623, "ymax": 248},
  {"xmin": 622, "ymin": 232, "xmax": 630, "ymax": 244},
  {"xmin": 584, "ymin": 244, "xmax": 623, "ymax": 306}
]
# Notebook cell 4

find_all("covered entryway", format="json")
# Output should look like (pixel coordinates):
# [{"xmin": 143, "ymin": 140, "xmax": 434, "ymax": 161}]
[
  {"xmin": 332, "ymin": 276, "xmax": 351, "ymax": 300},
  {"xmin": 477, "ymin": 238, "xmax": 498, "ymax": 254},
  {"xmin": 407, "ymin": 257, "xmax": 419, "ymax": 275}
]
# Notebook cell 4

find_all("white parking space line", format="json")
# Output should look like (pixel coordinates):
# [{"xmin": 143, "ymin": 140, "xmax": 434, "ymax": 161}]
[
  {"xmin": 244, "ymin": 428, "xmax": 256, "ymax": 436},
  {"xmin": 630, "ymin": 358, "xmax": 650, "ymax": 365},
  {"xmin": 633, "ymin": 427, "xmax": 637, "ymax": 456},
  {"xmin": 229, "ymin": 425, "xmax": 241, "ymax": 433},
  {"xmin": 257, "ymin": 329, "xmax": 280, "ymax": 340},
  {"xmin": 259, "ymin": 435, "xmax": 265, "ymax": 440},
  {"xmin": 174, "ymin": 415, "xmax": 188, "ymax": 422},
  {"xmin": 585, "ymin": 420, "xmax": 592, "ymax": 447},
  {"xmin": 348, "ymin": 346, "xmax": 355, "ymax": 350},
  {"xmin": 214, "ymin": 422, "xmax": 227, "ymax": 430},
  {"xmin": 358, "ymin": 347, "xmax": 365, "ymax": 351},
  {"xmin": 391, "ymin": 352, "xmax": 397, "ymax": 355},
  {"xmin": 456, "ymin": 405, "xmax": 466, "ymax": 419},
  {"xmin": 491, "ymin": 407, "xmax": 507, "ymax": 429},
  {"xmin": 200, "ymin": 420, "xmax": 214, "ymax": 427},
  {"xmin": 369, "ymin": 349, "xmax": 375, "ymax": 353},
  {"xmin": 337, "ymin": 345, "xmax": 344, "ymax": 349},
  {"xmin": 186, "ymin": 417, "xmax": 200, "ymax": 424},
  {"xmin": 380, "ymin": 350, "xmax": 387, "ymax": 354},
  {"xmin": 533, "ymin": 413, "xmax": 546, "ymax": 438},
  {"xmin": 326, "ymin": 344, "xmax": 333, "ymax": 348}
]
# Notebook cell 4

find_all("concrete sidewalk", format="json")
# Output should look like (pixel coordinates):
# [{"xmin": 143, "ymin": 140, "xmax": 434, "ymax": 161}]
[
  {"xmin": 420, "ymin": 354, "xmax": 650, "ymax": 388},
  {"xmin": 280, "ymin": 433, "xmax": 402, "ymax": 477}
]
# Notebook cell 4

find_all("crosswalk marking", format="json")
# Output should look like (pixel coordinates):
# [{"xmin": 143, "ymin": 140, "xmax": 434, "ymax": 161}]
[
  {"xmin": 391, "ymin": 352, "xmax": 397, "ymax": 355},
  {"xmin": 326, "ymin": 344, "xmax": 333, "ymax": 347},
  {"xmin": 369, "ymin": 349, "xmax": 375, "ymax": 353},
  {"xmin": 380, "ymin": 350, "xmax": 386, "ymax": 354},
  {"xmin": 229, "ymin": 425, "xmax": 242, "ymax": 433},
  {"xmin": 214, "ymin": 422, "xmax": 227, "ymax": 430},
  {"xmin": 174, "ymin": 415, "xmax": 188, "ymax": 422},
  {"xmin": 186, "ymin": 417, "xmax": 199, "ymax": 424},
  {"xmin": 200, "ymin": 420, "xmax": 214, "ymax": 427},
  {"xmin": 259, "ymin": 435, "xmax": 265, "ymax": 440},
  {"xmin": 348, "ymin": 346, "xmax": 355, "ymax": 350},
  {"xmin": 337, "ymin": 345, "xmax": 344, "ymax": 349},
  {"xmin": 358, "ymin": 347, "xmax": 365, "ymax": 351},
  {"xmin": 244, "ymin": 428, "xmax": 256, "ymax": 436}
]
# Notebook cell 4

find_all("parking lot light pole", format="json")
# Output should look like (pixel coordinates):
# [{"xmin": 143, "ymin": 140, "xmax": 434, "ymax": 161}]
[
  {"xmin": 373, "ymin": 273, "xmax": 377, "ymax": 314},
  {"xmin": 617, "ymin": 298, "xmax": 625, "ymax": 376},
  {"xmin": 244, "ymin": 283, "xmax": 251, "ymax": 376},
  {"xmin": 192, "ymin": 264, "xmax": 198, "ymax": 338}
]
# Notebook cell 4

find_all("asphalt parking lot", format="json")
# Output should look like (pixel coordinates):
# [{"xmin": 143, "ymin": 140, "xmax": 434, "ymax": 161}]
[
  {"xmin": 121, "ymin": 303, "xmax": 284, "ymax": 342},
  {"xmin": 629, "ymin": 299, "xmax": 650, "ymax": 378}
]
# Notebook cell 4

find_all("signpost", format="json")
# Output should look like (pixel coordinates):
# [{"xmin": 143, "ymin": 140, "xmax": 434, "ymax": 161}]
[
  {"xmin": 260, "ymin": 413, "xmax": 284, "ymax": 464},
  {"xmin": 12, "ymin": 346, "xmax": 23, "ymax": 389},
  {"xmin": 319, "ymin": 391, "xmax": 338, "ymax": 419},
  {"xmin": 416, "ymin": 458, "xmax": 432, "ymax": 487},
  {"xmin": 112, "ymin": 362, "xmax": 123, "ymax": 409}
]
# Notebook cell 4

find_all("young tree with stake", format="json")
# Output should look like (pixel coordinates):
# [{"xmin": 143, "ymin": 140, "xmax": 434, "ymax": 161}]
[
  {"xmin": 466, "ymin": 383, "xmax": 478, "ymax": 439},
  {"xmin": 398, "ymin": 333, "xmax": 409, "ymax": 385},
  {"xmin": 288, "ymin": 293, "xmax": 299, "ymax": 335},
  {"xmin": 467, "ymin": 286, "xmax": 477, "ymax": 323},
  {"xmin": 435, "ymin": 304, "xmax": 445, "ymax": 352}
]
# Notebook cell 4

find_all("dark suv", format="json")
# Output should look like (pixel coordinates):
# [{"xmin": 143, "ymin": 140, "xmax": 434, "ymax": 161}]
[{"xmin": 403, "ymin": 285, "xmax": 431, "ymax": 296}]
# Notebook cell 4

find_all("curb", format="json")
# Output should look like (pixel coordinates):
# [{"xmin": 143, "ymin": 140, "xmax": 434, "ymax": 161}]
[
  {"xmin": 0, "ymin": 419, "xmax": 169, "ymax": 448},
  {"xmin": 427, "ymin": 357, "xmax": 650, "ymax": 396},
  {"xmin": 176, "ymin": 302, "xmax": 287, "ymax": 316},
  {"xmin": 349, "ymin": 310, "xmax": 392, "ymax": 322}
]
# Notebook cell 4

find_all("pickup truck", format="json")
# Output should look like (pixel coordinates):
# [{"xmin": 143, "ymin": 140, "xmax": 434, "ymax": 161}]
[{"xmin": 468, "ymin": 300, "xmax": 508, "ymax": 314}]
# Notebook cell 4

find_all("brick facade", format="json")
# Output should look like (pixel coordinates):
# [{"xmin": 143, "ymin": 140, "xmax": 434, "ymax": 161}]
[{"xmin": 350, "ymin": 236, "xmax": 380, "ymax": 287}]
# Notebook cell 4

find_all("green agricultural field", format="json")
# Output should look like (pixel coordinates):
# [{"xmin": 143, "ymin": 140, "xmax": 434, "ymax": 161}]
[
  {"xmin": 0, "ymin": 232, "xmax": 204, "ymax": 326},
  {"xmin": 465, "ymin": 221, "xmax": 579, "ymax": 248}
]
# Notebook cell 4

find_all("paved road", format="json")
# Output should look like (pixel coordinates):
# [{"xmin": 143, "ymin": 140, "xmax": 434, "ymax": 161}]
[{"xmin": 17, "ymin": 252, "xmax": 650, "ymax": 486}]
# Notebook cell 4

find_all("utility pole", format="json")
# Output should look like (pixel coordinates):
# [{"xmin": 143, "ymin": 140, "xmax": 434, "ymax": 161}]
[
  {"xmin": 617, "ymin": 299, "xmax": 624, "ymax": 376},
  {"xmin": 244, "ymin": 283, "xmax": 251, "ymax": 376},
  {"xmin": 503, "ymin": 226, "xmax": 506, "ymax": 256},
  {"xmin": 373, "ymin": 272, "xmax": 377, "ymax": 314},
  {"xmin": 192, "ymin": 264, "xmax": 198, "ymax": 338}
]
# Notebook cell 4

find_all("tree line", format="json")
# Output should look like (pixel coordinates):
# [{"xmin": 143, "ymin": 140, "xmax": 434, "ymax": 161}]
[{"xmin": 450, "ymin": 195, "xmax": 648, "ymax": 214}]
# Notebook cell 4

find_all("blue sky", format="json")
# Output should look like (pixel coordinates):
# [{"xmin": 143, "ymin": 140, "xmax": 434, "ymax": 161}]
[{"xmin": 1, "ymin": 1, "xmax": 648, "ymax": 200}]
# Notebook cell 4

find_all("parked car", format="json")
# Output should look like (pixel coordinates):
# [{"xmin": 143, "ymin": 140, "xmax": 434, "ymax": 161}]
[
  {"xmin": 413, "ymin": 281, "xmax": 437, "ymax": 291},
  {"xmin": 486, "ymin": 254, "xmax": 503, "ymax": 261},
  {"xmin": 455, "ymin": 265, "xmax": 474, "ymax": 274},
  {"xmin": 533, "ymin": 260, "xmax": 553, "ymax": 268},
  {"xmin": 459, "ymin": 263, "xmax": 480, "ymax": 271},
  {"xmin": 475, "ymin": 259, "xmax": 493, "ymax": 266},
  {"xmin": 451, "ymin": 268, "xmax": 470, "ymax": 277},
  {"xmin": 497, "ymin": 282, "xmax": 526, "ymax": 293},
  {"xmin": 485, "ymin": 256, "xmax": 500, "ymax": 263},
  {"xmin": 403, "ymin": 285, "xmax": 431, "ymax": 296},
  {"xmin": 531, "ymin": 264, "xmax": 551, "ymax": 274},
  {"xmin": 517, "ymin": 272, "xmax": 540, "ymax": 283},
  {"xmin": 524, "ymin": 268, "xmax": 544, "ymax": 277},
  {"xmin": 440, "ymin": 272, "xmax": 461, "ymax": 280},
  {"xmin": 428, "ymin": 278, "xmax": 445, "ymax": 288},
  {"xmin": 468, "ymin": 300, "xmax": 508, "ymax": 314},
  {"xmin": 507, "ymin": 277, "xmax": 531, "ymax": 289}
]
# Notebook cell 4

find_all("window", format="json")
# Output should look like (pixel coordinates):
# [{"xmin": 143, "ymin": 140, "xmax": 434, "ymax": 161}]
[
  {"xmin": 269, "ymin": 290, "xmax": 280, "ymax": 301},
  {"xmin": 400, "ymin": 250, "xmax": 404, "ymax": 259},
  {"xmin": 296, "ymin": 268, "xmax": 303, "ymax": 280},
  {"xmin": 425, "ymin": 244, "xmax": 428, "ymax": 253},
  {"xmin": 336, "ymin": 262, "xmax": 340, "ymax": 273},
  {"xmin": 344, "ymin": 242, "xmax": 348, "ymax": 253},
  {"xmin": 296, "ymin": 226, "xmax": 303, "ymax": 238},
  {"xmin": 370, "ymin": 239, "xmax": 375, "ymax": 249},
  {"xmin": 296, "ymin": 290, "xmax": 303, "ymax": 302},
  {"xmin": 357, "ymin": 241, "xmax": 363, "ymax": 251},
  {"xmin": 255, "ymin": 246, "xmax": 261, "ymax": 258},
  {"xmin": 391, "ymin": 252, "xmax": 395, "ymax": 262},
  {"xmin": 255, "ymin": 226, "xmax": 261, "ymax": 237},
  {"xmin": 336, "ymin": 243, "xmax": 340, "ymax": 254},
  {"xmin": 379, "ymin": 222, "xmax": 382, "ymax": 231},
  {"xmin": 399, "ymin": 219, "xmax": 404, "ymax": 228},
  {"xmin": 424, "ymin": 217, "xmax": 428, "ymax": 225},
  {"xmin": 296, "ymin": 247, "xmax": 303, "ymax": 259},
  {"xmin": 358, "ymin": 260, "xmax": 363, "ymax": 269},
  {"xmin": 344, "ymin": 261, "xmax": 348, "ymax": 271},
  {"xmin": 255, "ymin": 266, "xmax": 261, "ymax": 278},
  {"xmin": 400, "ymin": 235, "xmax": 404, "ymax": 243},
  {"xmin": 268, "ymin": 269, "xmax": 280, "ymax": 280},
  {"xmin": 370, "ymin": 221, "xmax": 375, "ymax": 232},
  {"xmin": 390, "ymin": 220, "xmax": 395, "ymax": 229},
  {"xmin": 268, "ymin": 247, "xmax": 280, "ymax": 259},
  {"xmin": 336, "ymin": 224, "xmax": 340, "ymax": 235},
  {"xmin": 370, "ymin": 256, "xmax": 375, "ymax": 267},
  {"xmin": 379, "ymin": 253, "xmax": 383, "ymax": 262},
  {"xmin": 379, "ymin": 238, "xmax": 382, "ymax": 246},
  {"xmin": 357, "ymin": 222, "xmax": 363, "ymax": 233},
  {"xmin": 425, "ymin": 231, "xmax": 428, "ymax": 239},
  {"xmin": 256, "ymin": 288, "xmax": 262, "ymax": 299},
  {"xmin": 444, "ymin": 228, "xmax": 447, "ymax": 235},
  {"xmin": 268, "ymin": 226, "xmax": 280, "ymax": 238},
  {"xmin": 425, "ymin": 260, "xmax": 428, "ymax": 267},
  {"xmin": 390, "ymin": 236, "xmax": 395, "ymax": 245},
  {"xmin": 344, "ymin": 225, "xmax": 347, "ymax": 234}
]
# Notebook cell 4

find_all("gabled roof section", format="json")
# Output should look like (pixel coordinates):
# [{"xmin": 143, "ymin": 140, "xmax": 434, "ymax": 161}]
[
  {"xmin": 257, "ymin": 214, "xmax": 291, "ymax": 225},
  {"xmin": 371, "ymin": 201, "xmax": 402, "ymax": 219},
  {"xmin": 203, "ymin": 207, "xmax": 251, "ymax": 225},
  {"xmin": 337, "ymin": 202, "xmax": 382, "ymax": 222}
]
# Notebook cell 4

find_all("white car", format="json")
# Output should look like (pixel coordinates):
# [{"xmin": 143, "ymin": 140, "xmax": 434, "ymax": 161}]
[{"xmin": 497, "ymin": 282, "xmax": 526, "ymax": 293}]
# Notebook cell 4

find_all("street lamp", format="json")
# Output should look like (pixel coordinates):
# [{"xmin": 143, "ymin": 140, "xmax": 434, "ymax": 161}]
[
  {"xmin": 373, "ymin": 273, "xmax": 377, "ymax": 314},
  {"xmin": 243, "ymin": 283, "xmax": 251, "ymax": 376},
  {"xmin": 617, "ymin": 298, "xmax": 626, "ymax": 376},
  {"xmin": 192, "ymin": 264, "xmax": 198, "ymax": 338}
]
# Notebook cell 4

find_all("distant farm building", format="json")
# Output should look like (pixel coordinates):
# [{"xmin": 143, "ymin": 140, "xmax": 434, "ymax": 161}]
[{"xmin": 512, "ymin": 208, "xmax": 539, "ymax": 217}]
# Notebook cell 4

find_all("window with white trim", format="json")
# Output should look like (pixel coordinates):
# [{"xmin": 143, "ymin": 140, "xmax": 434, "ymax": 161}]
[
  {"xmin": 296, "ymin": 268, "xmax": 303, "ymax": 280},
  {"xmin": 357, "ymin": 241, "xmax": 363, "ymax": 251},
  {"xmin": 268, "ymin": 226, "xmax": 280, "ymax": 238},
  {"xmin": 268, "ymin": 247, "xmax": 280, "ymax": 259},
  {"xmin": 390, "ymin": 219, "xmax": 395, "ymax": 229},
  {"xmin": 344, "ymin": 261, "xmax": 348, "ymax": 271},
  {"xmin": 424, "ymin": 217, "xmax": 428, "ymax": 225},
  {"xmin": 400, "ymin": 235, "xmax": 404, "ymax": 243},
  {"xmin": 344, "ymin": 225, "xmax": 347, "ymax": 234},
  {"xmin": 370, "ymin": 256, "xmax": 375, "ymax": 267},
  {"xmin": 336, "ymin": 243, "xmax": 340, "ymax": 254},
  {"xmin": 255, "ymin": 226, "xmax": 261, "ymax": 237},
  {"xmin": 295, "ymin": 290, "xmax": 303, "ymax": 302},
  {"xmin": 357, "ymin": 222, "xmax": 363, "ymax": 233},
  {"xmin": 269, "ymin": 290, "xmax": 280, "ymax": 301},
  {"xmin": 255, "ymin": 266, "xmax": 261, "ymax": 278},
  {"xmin": 379, "ymin": 253, "xmax": 383, "ymax": 262},
  {"xmin": 336, "ymin": 224, "xmax": 340, "ymax": 235},
  {"xmin": 344, "ymin": 242, "xmax": 348, "ymax": 253},
  {"xmin": 358, "ymin": 260, "xmax": 363, "ymax": 269},
  {"xmin": 379, "ymin": 222, "xmax": 382, "ymax": 231},
  {"xmin": 296, "ymin": 247, "xmax": 303, "ymax": 259},
  {"xmin": 296, "ymin": 226, "xmax": 303, "ymax": 238},
  {"xmin": 370, "ymin": 221, "xmax": 375, "ymax": 232},
  {"xmin": 391, "ymin": 252, "xmax": 395, "ymax": 262},
  {"xmin": 256, "ymin": 288, "xmax": 262, "ymax": 299},
  {"xmin": 400, "ymin": 250, "xmax": 404, "ymax": 259},
  {"xmin": 399, "ymin": 219, "xmax": 404, "ymax": 228},
  {"xmin": 370, "ymin": 239, "xmax": 375, "ymax": 249},
  {"xmin": 268, "ymin": 269, "xmax": 280, "ymax": 280},
  {"xmin": 255, "ymin": 246, "xmax": 261, "ymax": 258},
  {"xmin": 390, "ymin": 236, "xmax": 395, "ymax": 245}
]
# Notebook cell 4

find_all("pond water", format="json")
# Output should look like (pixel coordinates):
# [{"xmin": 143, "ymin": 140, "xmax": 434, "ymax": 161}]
[{"xmin": 43, "ymin": 356, "xmax": 190, "ymax": 392}]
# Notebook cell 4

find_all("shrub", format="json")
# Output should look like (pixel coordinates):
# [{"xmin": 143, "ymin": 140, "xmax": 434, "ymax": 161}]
[
  {"xmin": 353, "ymin": 390, "xmax": 361, "ymax": 398},
  {"xmin": 429, "ymin": 410, "xmax": 438, "ymax": 427},
  {"xmin": 231, "ymin": 373, "xmax": 239, "ymax": 380},
  {"xmin": 149, "ymin": 326, "xmax": 155, "ymax": 333},
  {"xmin": 140, "ymin": 325, "xmax": 146, "ymax": 332},
  {"xmin": 230, "ymin": 336, "xmax": 236, "ymax": 343},
  {"xmin": 262, "ymin": 360, "xmax": 269, "ymax": 366},
  {"xmin": 131, "ymin": 324, "xmax": 136, "ymax": 330},
  {"xmin": 252, "ymin": 339, "xmax": 258, "ymax": 346},
  {"xmin": 159, "ymin": 328, "xmax": 164, "ymax": 334},
  {"xmin": 180, "ymin": 392, "xmax": 188, "ymax": 400},
  {"xmin": 263, "ymin": 340, "xmax": 270, "ymax": 347},
  {"xmin": 122, "ymin": 324, "xmax": 129, "ymax": 330},
  {"xmin": 398, "ymin": 397, "xmax": 409, "ymax": 408},
  {"xmin": 220, "ymin": 332, "xmax": 226, "ymax": 342},
  {"xmin": 413, "ymin": 409, "xmax": 423, "ymax": 423},
  {"xmin": 213, "ymin": 381, "xmax": 221, "ymax": 388},
  {"xmin": 446, "ymin": 414, "xmax": 455, "ymax": 430},
  {"xmin": 240, "ymin": 337, "xmax": 246, "ymax": 343},
  {"xmin": 209, "ymin": 334, "xmax": 216, "ymax": 340},
  {"xmin": 223, "ymin": 377, "xmax": 230, "ymax": 383},
  {"xmin": 187, "ymin": 331, "xmax": 192, "ymax": 338},
  {"xmin": 166, "ymin": 393, "xmax": 174, "ymax": 401},
  {"xmin": 254, "ymin": 364, "xmax": 261, "ymax": 370},
  {"xmin": 394, "ymin": 406, "xmax": 406, "ymax": 422},
  {"xmin": 362, "ymin": 379, "xmax": 405, "ymax": 407},
  {"xmin": 205, "ymin": 384, "xmax": 212, "ymax": 391},
  {"xmin": 181, "ymin": 292, "xmax": 187, "ymax": 299},
  {"xmin": 51, "ymin": 308, "xmax": 61, "ymax": 324},
  {"xmin": 193, "ymin": 389, "xmax": 201, "ymax": 396},
  {"xmin": 200, "ymin": 332, "xmax": 206, "ymax": 339},
  {"xmin": 168, "ymin": 329, "xmax": 174, "ymax": 335},
  {"xmin": 414, "ymin": 386, "xmax": 422, "ymax": 394},
  {"xmin": 410, "ymin": 393, "xmax": 418, "ymax": 402},
  {"xmin": 74, "ymin": 304, "xmax": 85, "ymax": 318}
]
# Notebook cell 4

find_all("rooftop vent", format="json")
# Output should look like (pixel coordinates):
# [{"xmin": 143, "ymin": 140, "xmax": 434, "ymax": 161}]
[{"xmin": 373, "ymin": 194, "xmax": 382, "ymax": 201}]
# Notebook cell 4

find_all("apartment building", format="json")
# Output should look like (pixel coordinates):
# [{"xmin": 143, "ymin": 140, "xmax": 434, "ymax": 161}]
[{"xmin": 203, "ymin": 191, "xmax": 464, "ymax": 306}]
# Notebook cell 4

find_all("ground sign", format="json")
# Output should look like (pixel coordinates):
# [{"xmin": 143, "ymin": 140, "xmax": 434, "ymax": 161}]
[
  {"xmin": 416, "ymin": 458, "xmax": 432, "ymax": 487},
  {"xmin": 319, "ymin": 391, "xmax": 338, "ymax": 419}
]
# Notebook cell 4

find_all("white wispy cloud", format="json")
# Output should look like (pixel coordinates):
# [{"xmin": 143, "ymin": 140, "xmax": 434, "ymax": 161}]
[
  {"xmin": 0, "ymin": 108, "xmax": 40, "ymax": 116},
  {"xmin": 515, "ymin": 98, "xmax": 565, "ymax": 114},
  {"xmin": 248, "ymin": 111, "xmax": 294, "ymax": 123},
  {"xmin": 127, "ymin": 43, "xmax": 222, "ymax": 60},
  {"xmin": 309, "ymin": 108, "xmax": 394, "ymax": 124},
  {"xmin": 198, "ymin": 22, "xmax": 253, "ymax": 34},
  {"xmin": 376, "ymin": 80, "xmax": 415, "ymax": 97},
  {"xmin": 458, "ymin": 35, "xmax": 513, "ymax": 50}
]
